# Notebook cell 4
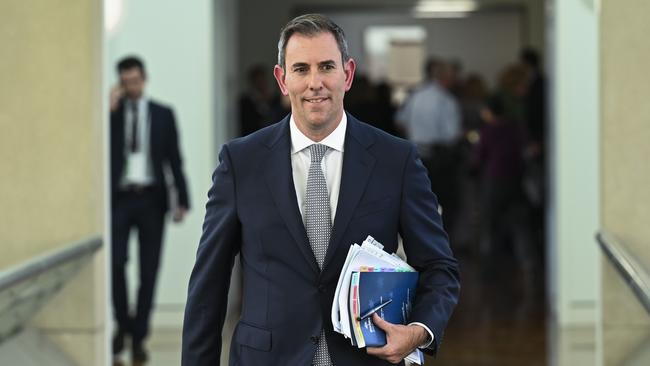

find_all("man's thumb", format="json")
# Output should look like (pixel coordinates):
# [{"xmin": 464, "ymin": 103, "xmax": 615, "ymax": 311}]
[{"xmin": 371, "ymin": 313, "xmax": 392, "ymax": 332}]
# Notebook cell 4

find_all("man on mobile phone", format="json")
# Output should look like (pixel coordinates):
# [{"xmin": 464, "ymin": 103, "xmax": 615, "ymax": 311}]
[{"xmin": 109, "ymin": 56, "xmax": 190, "ymax": 364}]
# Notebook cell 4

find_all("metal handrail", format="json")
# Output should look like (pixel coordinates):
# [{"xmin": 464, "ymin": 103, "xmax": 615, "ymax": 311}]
[
  {"xmin": 597, "ymin": 230, "xmax": 650, "ymax": 315},
  {"xmin": 0, "ymin": 236, "xmax": 102, "ymax": 293},
  {"xmin": 0, "ymin": 236, "xmax": 102, "ymax": 344}
]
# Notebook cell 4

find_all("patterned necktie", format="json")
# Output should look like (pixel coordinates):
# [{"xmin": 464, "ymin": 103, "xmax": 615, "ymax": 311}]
[{"xmin": 305, "ymin": 143, "xmax": 333, "ymax": 366}]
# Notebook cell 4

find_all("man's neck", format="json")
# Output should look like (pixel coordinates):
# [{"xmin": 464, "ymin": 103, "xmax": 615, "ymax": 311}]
[
  {"xmin": 294, "ymin": 113, "xmax": 343, "ymax": 142},
  {"xmin": 127, "ymin": 94, "xmax": 144, "ymax": 103},
  {"xmin": 297, "ymin": 125, "xmax": 338, "ymax": 143}
]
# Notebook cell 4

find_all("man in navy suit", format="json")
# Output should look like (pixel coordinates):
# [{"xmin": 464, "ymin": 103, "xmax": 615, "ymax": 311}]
[
  {"xmin": 110, "ymin": 56, "xmax": 190, "ymax": 364},
  {"xmin": 182, "ymin": 14, "xmax": 459, "ymax": 366}
]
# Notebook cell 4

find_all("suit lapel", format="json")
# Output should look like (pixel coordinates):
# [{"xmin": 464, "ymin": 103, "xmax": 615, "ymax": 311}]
[
  {"xmin": 264, "ymin": 118, "xmax": 320, "ymax": 274},
  {"xmin": 323, "ymin": 115, "xmax": 376, "ymax": 271},
  {"xmin": 147, "ymin": 101, "xmax": 159, "ymax": 158},
  {"xmin": 112, "ymin": 102, "xmax": 126, "ymax": 164}
]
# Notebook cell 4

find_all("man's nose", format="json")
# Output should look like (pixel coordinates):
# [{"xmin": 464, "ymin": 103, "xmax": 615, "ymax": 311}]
[{"xmin": 308, "ymin": 71, "xmax": 324, "ymax": 90}]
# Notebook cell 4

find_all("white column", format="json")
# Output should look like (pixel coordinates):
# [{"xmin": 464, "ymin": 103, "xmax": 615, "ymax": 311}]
[{"xmin": 547, "ymin": 0, "xmax": 600, "ymax": 326}]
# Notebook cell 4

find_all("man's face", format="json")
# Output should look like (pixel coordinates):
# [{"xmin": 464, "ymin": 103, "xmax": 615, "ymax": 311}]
[
  {"xmin": 119, "ymin": 67, "xmax": 146, "ymax": 100},
  {"xmin": 273, "ymin": 32, "xmax": 355, "ymax": 138}
]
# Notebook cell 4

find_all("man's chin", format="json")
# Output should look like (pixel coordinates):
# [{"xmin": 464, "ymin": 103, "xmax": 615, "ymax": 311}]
[
  {"xmin": 305, "ymin": 115, "xmax": 334, "ymax": 130},
  {"xmin": 294, "ymin": 109, "xmax": 340, "ymax": 132}
]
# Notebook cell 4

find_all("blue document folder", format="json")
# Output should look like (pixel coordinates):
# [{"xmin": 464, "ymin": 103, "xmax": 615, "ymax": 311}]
[{"xmin": 356, "ymin": 271, "xmax": 419, "ymax": 347}]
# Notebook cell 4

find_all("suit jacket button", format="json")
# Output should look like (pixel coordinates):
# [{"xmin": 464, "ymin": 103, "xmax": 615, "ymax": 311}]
[{"xmin": 310, "ymin": 336, "xmax": 319, "ymax": 344}]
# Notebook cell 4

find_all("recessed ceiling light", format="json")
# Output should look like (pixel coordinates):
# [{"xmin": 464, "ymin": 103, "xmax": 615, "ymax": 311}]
[{"xmin": 413, "ymin": 0, "xmax": 478, "ymax": 14}]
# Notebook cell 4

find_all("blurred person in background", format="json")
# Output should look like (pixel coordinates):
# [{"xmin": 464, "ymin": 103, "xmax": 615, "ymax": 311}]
[
  {"xmin": 452, "ymin": 73, "xmax": 489, "ymax": 250},
  {"xmin": 520, "ymin": 48, "xmax": 547, "ymax": 253},
  {"xmin": 109, "ymin": 56, "xmax": 191, "ymax": 364},
  {"xmin": 460, "ymin": 73, "xmax": 488, "ymax": 133},
  {"xmin": 473, "ymin": 95, "xmax": 533, "ymax": 281},
  {"xmin": 447, "ymin": 59, "xmax": 464, "ymax": 98},
  {"xmin": 239, "ymin": 64, "xmax": 285, "ymax": 136},
  {"xmin": 520, "ymin": 48, "xmax": 546, "ymax": 155},
  {"xmin": 345, "ymin": 76, "xmax": 399, "ymax": 136},
  {"xmin": 374, "ymin": 80, "xmax": 399, "ymax": 136},
  {"xmin": 344, "ymin": 73, "xmax": 377, "ymax": 123},
  {"xmin": 495, "ymin": 63, "xmax": 529, "ymax": 129},
  {"xmin": 396, "ymin": 57, "xmax": 462, "ymax": 236}
]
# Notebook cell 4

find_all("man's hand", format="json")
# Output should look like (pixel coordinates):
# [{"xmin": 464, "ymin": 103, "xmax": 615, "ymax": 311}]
[
  {"xmin": 110, "ymin": 85, "xmax": 124, "ymax": 112},
  {"xmin": 173, "ymin": 207, "xmax": 187, "ymax": 223},
  {"xmin": 366, "ymin": 313, "xmax": 428, "ymax": 364}
]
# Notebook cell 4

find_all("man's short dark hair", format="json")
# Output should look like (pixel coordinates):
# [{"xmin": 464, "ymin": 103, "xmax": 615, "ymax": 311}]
[
  {"xmin": 424, "ymin": 57, "xmax": 440, "ymax": 80},
  {"xmin": 486, "ymin": 94, "xmax": 506, "ymax": 117},
  {"xmin": 277, "ymin": 14, "xmax": 350, "ymax": 69},
  {"xmin": 520, "ymin": 47, "xmax": 540, "ymax": 69},
  {"xmin": 117, "ymin": 56, "xmax": 146, "ymax": 78}
]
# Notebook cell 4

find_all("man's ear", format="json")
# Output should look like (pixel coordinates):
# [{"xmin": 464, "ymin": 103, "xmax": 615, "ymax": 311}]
[
  {"xmin": 273, "ymin": 65, "xmax": 289, "ymax": 95},
  {"xmin": 343, "ymin": 58, "xmax": 356, "ymax": 92}
]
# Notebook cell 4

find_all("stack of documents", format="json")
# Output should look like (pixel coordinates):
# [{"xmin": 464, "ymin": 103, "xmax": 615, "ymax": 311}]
[{"xmin": 331, "ymin": 236, "xmax": 424, "ymax": 365}]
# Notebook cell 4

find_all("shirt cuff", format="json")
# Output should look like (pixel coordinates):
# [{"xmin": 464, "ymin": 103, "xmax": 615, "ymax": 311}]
[{"xmin": 408, "ymin": 322, "xmax": 434, "ymax": 349}]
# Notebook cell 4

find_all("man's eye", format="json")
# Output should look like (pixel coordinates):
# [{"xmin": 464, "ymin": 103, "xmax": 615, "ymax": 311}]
[
  {"xmin": 294, "ymin": 67, "xmax": 307, "ymax": 73},
  {"xmin": 321, "ymin": 64, "xmax": 335, "ymax": 71}
]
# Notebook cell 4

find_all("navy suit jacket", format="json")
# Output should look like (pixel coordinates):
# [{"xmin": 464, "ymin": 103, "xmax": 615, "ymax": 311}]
[
  {"xmin": 182, "ymin": 114, "xmax": 460, "ymax": 365},
  {"xmin": 110, "ymin": 99, "xmax": 190, "ymax": 212}
]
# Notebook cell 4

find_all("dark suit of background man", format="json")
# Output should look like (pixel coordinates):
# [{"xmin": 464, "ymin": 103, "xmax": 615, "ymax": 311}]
[
  {"xmin": 110, "ymin": 56, "xmax": 190, "ymax": 364},
  {"xmin": 182, "ymin": 14, "xmax": 459, "ymax": 366}
]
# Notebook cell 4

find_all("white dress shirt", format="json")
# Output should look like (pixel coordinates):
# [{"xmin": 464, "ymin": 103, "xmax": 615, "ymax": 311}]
[
  {"xmin": 121, "ymin": 96, "xmax": 154, "ymax": 187},
  {"xmin": 290, "ymin": 113, "xmax": 346, "ymax": 224},
  {"xmin": 289, "ymin": 112, "xmax": 434, "ymax": 349},
  {"xmin": 396, "ymin": 81, "xmax": 461, "ymax": 146}
]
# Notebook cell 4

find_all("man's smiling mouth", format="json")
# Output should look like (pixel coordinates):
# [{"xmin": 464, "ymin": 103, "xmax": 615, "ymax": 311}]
[{"xmin": 304, "ymin": 97, "xmax": 329, "ymax": 104}]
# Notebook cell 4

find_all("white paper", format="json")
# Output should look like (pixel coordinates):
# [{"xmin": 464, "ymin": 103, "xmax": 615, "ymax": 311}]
[{"xmin": 332, "ymin": 236, "xmax": 416, "ymax": 343}]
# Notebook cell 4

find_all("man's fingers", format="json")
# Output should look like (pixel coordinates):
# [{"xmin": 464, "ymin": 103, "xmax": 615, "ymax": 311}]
[
  {"xmin": 367, "ymin": 315, "xmax": 417, "ymax": 364},
  {"xmin": 367, "ymin": 315, "xmax": 402, "ymax": 363},
  {"xmin": 366, "ymin": 345, "xmax": 385, "ymax": 356},
  {"xmin": 371, "ymin": 313, "xmax": 393, "ymax": 332},
  {"xmin": 366, "ymin": 345, "xmax": 402, "ymax": 365},
  {"xmin": 366, "ymin": 345, "xmax": 398, "ymax": 363}
]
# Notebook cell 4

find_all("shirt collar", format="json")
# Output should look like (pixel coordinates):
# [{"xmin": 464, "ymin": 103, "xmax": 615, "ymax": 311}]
[
  {"xmin": 126, "ymin": 95, "xmax": 148, "ymax": 110},
  {"xmin": 290, "ymin": 112, "xmax": 347, "ymax": 154}
]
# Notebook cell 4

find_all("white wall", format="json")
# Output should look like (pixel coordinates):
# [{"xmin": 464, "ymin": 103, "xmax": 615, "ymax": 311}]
[
  {"xmin": 548, "ymin": 0, "xmax": 600, "ymax": 326},
  {"xmin": 107, "ymin": 0, "xmax": 222, "ymax": 328},
  {"xmin": 326, "ymin": 11, "xmax": 522, "ymax": 88}
]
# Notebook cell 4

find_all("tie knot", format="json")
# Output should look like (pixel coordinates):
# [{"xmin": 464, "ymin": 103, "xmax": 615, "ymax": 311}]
[{"xmin": 309, "ymin": 144, "xmax": 329, "ymax": 163}]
